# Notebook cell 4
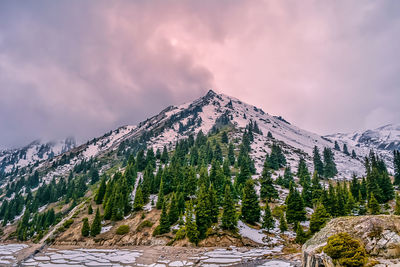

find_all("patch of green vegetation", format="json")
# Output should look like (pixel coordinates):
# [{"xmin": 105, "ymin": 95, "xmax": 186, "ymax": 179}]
[
  {"xmin": 62, "ymin": 219, "xmax": 74, "ymax": 229},
  {"xmin": 136, "ymin": 220, "xmax": 154, "ymax": 232},
  {"xmin": 116, "ymin": 225, "xmax": 130, "ymax": 235},
  {"xmin": 323, "ymin": 232, "xmax": 367, "ymax": 267}
]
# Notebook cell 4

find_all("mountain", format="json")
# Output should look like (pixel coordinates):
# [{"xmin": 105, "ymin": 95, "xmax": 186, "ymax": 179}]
[
  {"xmin": 0, "ymin": 89, "xmax": 398, "ymax": 257},
  {"xmin": 3, "ymin": 90, "xmax": 395, "ymax": 183},
  {"xmin": 0, "ymin": 137, "xmax": 76, "ymax": 175},
  {"xmin": 325, "ymin": 123, "xmax": 400, "ymax": 171}
]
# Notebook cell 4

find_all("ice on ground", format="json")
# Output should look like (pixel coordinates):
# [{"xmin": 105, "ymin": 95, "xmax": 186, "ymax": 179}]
[
  {"xmin": 101, "ymin": 225, "xmax": 113, "ymax": 234},
  {"xmin": 258, "ymin": 260, "xmax": 293, "ymax": 266}
]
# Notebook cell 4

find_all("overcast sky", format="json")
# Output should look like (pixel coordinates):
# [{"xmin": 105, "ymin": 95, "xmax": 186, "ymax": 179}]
[{"xmin": 1, "ymin": 1, "xmax": 400, "ymax": 149}]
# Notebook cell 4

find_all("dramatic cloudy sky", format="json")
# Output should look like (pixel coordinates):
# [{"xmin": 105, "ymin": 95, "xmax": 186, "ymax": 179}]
[{"xmin": 1, "ymin": 1, "xmax": 400, "ymax": 149}]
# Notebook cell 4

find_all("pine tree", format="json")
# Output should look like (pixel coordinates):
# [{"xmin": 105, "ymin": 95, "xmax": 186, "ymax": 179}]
[
  {"xmin": 394, "ymin": 193, "xmax": 400, "ymax": 215},
  {"xmin": 368, "ymin": 193, "xmax": 380, "ymax": 215},
  {"xmin": 394, "ymin": 150, "xmax": 400, "ymax": 185},
  {"xmin": 81, "ymin": 218, "xmax": 90, "ymax": 237},
  {"xmin": 221, "ymin": 185, "xmax": 237, "ymax": 231},
  {"xmin": 156, "ymin": 179, "xmax": 164, "ymax": 210},
  {"xmin": 309, "ymin": 203, "xmax": 330, "ymax": 233},
  {"xmin": 168, "ymin": 193, "xmax": 179, "ymax": 225},
  {"xmin": 161, "ymin": 146, "xmax": 169, "ymax": 164},
  {"xmin": 311, "ymin": 171, "xmax": 323, "ymax": 205},
  {"xmin": 345, "ymin": 192, "xmax": 356, "ymax": 215},
  {"xmin": 262, "ymin": 203, "xmax": 275, "ymax": 233},
  {"xmin": 323, "ymin": 147, "xmax": 337, "ymax": 178},
  {"xmin": 334, "ymin": 141, "xmax": 340, "ymax": 151},
  {"xmin": 208, "ymin": 184, "xmax": 219, "ymax": 224},
  {"xmin": 352, "ymin": 149, "xmax": 357, "ymax": 159},
  {"xmin": 313, "ymin": 146, "xmax": 324, "ymax": 177},
  {"xmin": 295, "ymin": 222, "xmax": 308, "ymax": 244},
  {"xmin": 195, "ymin": 184, "xmax": 211, "ymax": 239},
  {"xmin": 241, "ymin": 179, "xmax": 260, "ymax": 224},
  {"xmin": 95, "ymin": 177, "xmax": 107, "ymax": 204},
  {"xmin": 297, "ymin": 157, "xmax": 310, "ymax": 186},
  {"xmin": 185, "ymin": 201, "xmax": 199, "ymax": 245},
  {"xmin": 278, "ymin": 165, "xmax": 294, "ymax": 189},
  {"xmin": 343, "ymin": 144, "xmax": 349, "ymax": 155},
  {"xmin": 285, "ymin": 183, "xmax": 306, "ymax": 224},
  {"xmin": 236, "ymin": 158, "xmax": 251, "ymax": 191},
  {"xmin": 228, "ymin": 143, "xmax": 235, "ymax": 166},
  {"xmin": 133, "ymin": 186, "xmax": 144, "ymax": 211},
  {"xmin": 158, "ymin": 202, "xmax": 170, "ymax": 234},
  {"xmin": 88, "ymin": 204, "xmax": 93, "ymax": 215},
  {"xmin": 221, "ymin": 131, "xmax": 229, "ymax": 144},
  {"xmin": 279, "ymin": 213, "xmax": 288, "ymax": 232},
  {"xmin": 90, "ymin": 208, "xmax": 102, "ymax": 236},
  {"xmin": 259, "ymin": 167, "xmax": 278, "ymax": 202}
]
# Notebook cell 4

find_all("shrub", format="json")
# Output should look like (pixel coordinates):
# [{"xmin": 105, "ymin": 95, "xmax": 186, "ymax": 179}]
[
  {"xmin": 175, "ymin": 228, "xmax": 186, "ymax": 240},
  {"xmin": 136, "ymin": 220, "xmax": 154, "ymax": 232},
  {"xmin": 152, "ymin": 225, "xmax": 161, "ymax": 236},
  {"xmin": 63, "ymin": 219, "xmax": 74, "ymax": 229},
  {"xmin": 323, "ymin": 233, "xmax": 367, "ymax": 267},
  {"xmin": 116, "ymin": 225, "xmax": 130, "ymax": 235},
  {"xmin": 272, "ymin": 205, "xmax": 285, "ymax": 219}
]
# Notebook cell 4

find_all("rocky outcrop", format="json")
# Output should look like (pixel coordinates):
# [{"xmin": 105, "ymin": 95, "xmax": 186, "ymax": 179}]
[{"xmin": 302, "ymin": 215, "xmax": 400, "ymax": 267}]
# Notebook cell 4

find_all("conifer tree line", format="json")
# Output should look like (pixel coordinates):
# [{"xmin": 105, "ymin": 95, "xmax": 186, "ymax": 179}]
[{"xmin": 2, "ymin": 118, "xmax": 400, "ymax": 246}]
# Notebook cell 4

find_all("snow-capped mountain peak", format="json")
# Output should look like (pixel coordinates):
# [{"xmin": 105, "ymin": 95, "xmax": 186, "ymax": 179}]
[{"xmin": 0, "ymin": 137, "xmax": 76, "ymax": 174}]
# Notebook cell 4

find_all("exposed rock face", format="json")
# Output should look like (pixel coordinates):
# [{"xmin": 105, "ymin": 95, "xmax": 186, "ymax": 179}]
[{"xmin": 302, "ymin": 215, "xmax": 400, "ymax": 267}]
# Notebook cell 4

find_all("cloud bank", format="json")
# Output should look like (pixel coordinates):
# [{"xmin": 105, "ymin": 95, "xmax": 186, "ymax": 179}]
[{"xmin": 0, "ymin": 1, "xmax": 399, "ymax": 148}]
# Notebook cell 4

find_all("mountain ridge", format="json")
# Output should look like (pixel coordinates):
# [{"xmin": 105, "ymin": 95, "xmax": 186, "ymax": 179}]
[{"xmin": 0, "ymin": 90, "xmax": 397, "ymax": 182}]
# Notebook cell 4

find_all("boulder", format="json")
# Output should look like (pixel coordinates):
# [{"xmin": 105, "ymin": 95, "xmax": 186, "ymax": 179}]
[{"xmin": 302, "ymin": 215, "xmax": 400, "ymax": 267}]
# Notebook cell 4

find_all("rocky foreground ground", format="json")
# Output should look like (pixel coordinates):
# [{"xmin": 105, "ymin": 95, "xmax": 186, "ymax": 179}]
[{"xmin": 0, "ymin": 244, "xmax": 301, "ymax": 267}]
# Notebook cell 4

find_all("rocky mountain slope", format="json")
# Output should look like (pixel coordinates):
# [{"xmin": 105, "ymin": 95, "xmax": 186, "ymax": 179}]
[
  {"xmin": 326, "ymin": 123, "xmax": 400, "ymax": 171},
  {"xmin": 302, "ymin": 215, "xmax": 400, "ymax": 266},
  {"xmin": 4, "ymin": 90, "xmax": 392, "ymax": 186},
  {"xmin": 0, "ymin": 138, "xmax": 75, "ymax": 176}
]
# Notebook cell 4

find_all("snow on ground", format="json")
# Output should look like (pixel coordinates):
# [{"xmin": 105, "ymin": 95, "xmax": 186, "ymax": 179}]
[
  {"xmin": 0, "ymin": 244, "xmax": 28, "ymax": 265},
  {"xmin": 238, "ymin": 221, "xmax": 282, "ymax": 248},
  {"xmin": 258, "ymin": 260, "xmax": 294, "ymax": 267},
  {"xmin": 23, "ymin": 248, "xmax": 143, "ymax": 266},
  {"xmin": 144, "ymin": 194, "xmax": 158, "ymax": 211},
  {"xmin": 100, "ymin": 225, "xmax": 112, "ymax": 234}
]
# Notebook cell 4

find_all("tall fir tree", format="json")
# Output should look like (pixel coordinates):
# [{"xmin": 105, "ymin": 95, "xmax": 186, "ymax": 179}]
[
  {"xmin": 221, "ymin": 185, "xmax": 237, "ymax": 231},
  {"xmin": 81, "ymin": 218, "xmax": 90, "ymax": 237},
  {"xmin": 133, "ymin": 186, "xmax": 144, "ymax": 211},
  {"xmin": 343, "ymin": 144, "xmax": 350, "ymax": 155},
  {"xmin": 309, "ymin": 203, "xmax": 330, "ymax": 233},
  {"xmin": 241, "ymin": 179, "xmax": 260, "ymax": 224},
  {"xmin": 156, "ymin": 179, "xmax": 165, "ymax": 210},
  {"xmin": 394, "ymin": 193, "xmax": 400, "ymax": 215},
  {"xmin": 208, "ymin": 184, "xmax": 219, "ymax": 224},
  {"xmin": 285, "ymin": 183, "xmax": 306, "ymax": 224},
  {"xmin": 228, "ymin": 143, "xmax": 235, "ymax": 166},
  {"xmin": 195, "ymin": 184, "xmax": 211, "ymax": 239},
  {"xmin": 185, "ymin": 201, "xmax": 199, "ymax": 245},
  {"xmin": 158, "ymin": 201, "xmax": 171, "ymax": 234},
  {"xmin": 168, "ymin": 193, "xmax": 179, "ymax": 225},
  {"xmin": 368, "ymin": 193, "xmax": 380, "ymax": 215},
  {"xmin": 394, "ymin": 150, "xmax": 400, "ymax": 185},
  {"xmin": 323, "ymin": 147, "xmax": 337, "ymax": 178},
  {"xmin": 95, "ymin": 177, "xmax": 107, "ymax": 204},
  {"xmin": 90, "ymin": 208, "xmax": 102, "ymax": 237},
  {"xmin": 260, "ymin": 167, "xmax": 278, "ymax": 202},
  {"xmin": 262, "ymin": 203, "xmax": 275, "ymax": 233},
  {"xmin": 279, "ymin": 213, "xmax": 288, "ymax": 232},
  {"xmin": 313, "ymin": 146, "xmax": 324, "ymax": 177},
  {"xmin": 310, "ymin": 171, "xmax": 323, "ymax": 204}
]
